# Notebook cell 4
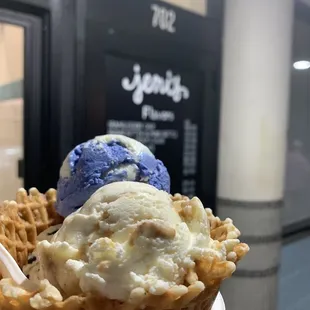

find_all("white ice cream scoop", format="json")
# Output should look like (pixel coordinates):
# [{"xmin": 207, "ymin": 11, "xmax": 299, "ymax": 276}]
[{"xmin": 0, "ymin": 243, "xmax": 39, "ymax": 292}]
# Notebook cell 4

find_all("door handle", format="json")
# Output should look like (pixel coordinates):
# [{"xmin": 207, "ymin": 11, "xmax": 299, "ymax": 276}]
[{"xmin": 18, "ymin": 159, "xmax": 24, "ymax": 179}]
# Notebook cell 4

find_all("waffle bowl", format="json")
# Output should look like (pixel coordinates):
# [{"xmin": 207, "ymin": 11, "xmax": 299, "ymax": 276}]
[
  {"xmin": 0, "ymin": 188, "xmax": 63, "ymax": 269},
  {"xmin": 0, "ymin": 190, "xmax": 249, "ymax": 310}
]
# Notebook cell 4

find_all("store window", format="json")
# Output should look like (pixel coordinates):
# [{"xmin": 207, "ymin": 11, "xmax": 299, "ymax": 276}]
[
  {"xmin": 0, "ymin": 23, "xmax": 24, "ymax": 201},
  {"xmin": 284, "ymin": 2, "xmax": 310, "ymax": 231}
]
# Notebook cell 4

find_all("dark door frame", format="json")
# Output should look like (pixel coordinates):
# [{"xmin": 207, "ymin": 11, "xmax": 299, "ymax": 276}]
[
  {"xmin": 0, "ymin": 7, "xmax": 43, "ymax": 190},
  {"xmin": 0, "ymin": 0, "xmax": 76, "ymax": 191}
]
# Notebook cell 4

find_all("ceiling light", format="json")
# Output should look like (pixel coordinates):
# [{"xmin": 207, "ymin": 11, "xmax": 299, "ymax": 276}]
[{"xmin": 293, "ymin": 60, "xmax": 310, "ymax": 70}]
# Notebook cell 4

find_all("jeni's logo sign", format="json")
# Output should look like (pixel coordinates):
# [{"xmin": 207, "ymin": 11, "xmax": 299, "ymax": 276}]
[{"xmin": 121, "ymin": 64, "xmax": 190, "ymax": 105}]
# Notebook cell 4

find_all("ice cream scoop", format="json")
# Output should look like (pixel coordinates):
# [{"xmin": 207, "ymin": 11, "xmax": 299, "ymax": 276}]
[
  {"xmin": 37, "ymin": 182, "xmax": 220, "ymax": 305},
  {"xmin": 23, "ymin": 224, "xmax": 62, "ymax": 281},
  {"xmin": 56, "ymin": 135, "xmax": 170, "ymax": 217},
  {"xmin": 0, "ymin": 185, "xmax": 247, "ymax": 310}
]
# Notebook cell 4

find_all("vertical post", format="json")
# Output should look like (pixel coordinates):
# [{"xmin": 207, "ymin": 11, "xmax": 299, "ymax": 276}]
[{"xmin": 217, "ymin": 0, "xmax": 293, "ymax": 309}]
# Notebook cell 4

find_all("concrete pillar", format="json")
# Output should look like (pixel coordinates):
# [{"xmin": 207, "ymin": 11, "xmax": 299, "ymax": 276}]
[{"xmin": 217, "ymin": 1, "xmax": 294, "ymax": 309}]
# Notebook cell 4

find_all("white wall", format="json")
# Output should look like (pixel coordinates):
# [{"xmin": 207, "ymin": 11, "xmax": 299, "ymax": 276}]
[{"xmin": 160, "ymin": 0, "xmax": 207, "ymax": 16}]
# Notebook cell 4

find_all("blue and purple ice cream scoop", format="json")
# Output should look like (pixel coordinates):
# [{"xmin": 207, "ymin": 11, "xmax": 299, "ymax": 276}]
[{"xmin": 56, "ymin": 135, "xmax": 170, "ymax": 217}]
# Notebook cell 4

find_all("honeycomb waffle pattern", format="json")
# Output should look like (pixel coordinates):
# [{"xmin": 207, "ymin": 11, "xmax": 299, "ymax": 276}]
[
  {"xmin": 0, "ymin": 284, "xmax": 221, "ymax": 310},
  {"xmin": 0, "ymin": 188, "xmax": 63, "ymax": 267}
]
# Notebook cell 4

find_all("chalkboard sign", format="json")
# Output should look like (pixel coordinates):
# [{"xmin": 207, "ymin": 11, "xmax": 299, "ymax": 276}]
[
  {"xmin": 105, "ymin": 55, "xmax": 203, "ymax": 197},
  {"xmin": 73, "ymin": 0, "xmax": 221, "ymax": 208}
]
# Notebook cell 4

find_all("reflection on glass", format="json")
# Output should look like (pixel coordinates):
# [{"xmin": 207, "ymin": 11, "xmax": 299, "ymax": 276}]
[
  {"xmin": 160, "ymin": 0, "xmax": 207, "ymax": 16},
  {"xmin": 284, "ymin": 17, "xmax": 310, "ymax": 226},
  {"xmin": 285, "ymin": 139, "xmax": 310, "ymax": 225},
  {"xmin": 0, "ymin": 23, "xmax": 24, "ymax": 201}
]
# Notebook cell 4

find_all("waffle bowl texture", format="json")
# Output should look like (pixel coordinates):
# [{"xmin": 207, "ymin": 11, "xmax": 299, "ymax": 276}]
[
  {"xmin": 0, "ymin": 188, "xmax": 63, "ymax": 269},
  {"xmin": 0, "ymin": 190, "xmax": 249, "ymax": 310}
]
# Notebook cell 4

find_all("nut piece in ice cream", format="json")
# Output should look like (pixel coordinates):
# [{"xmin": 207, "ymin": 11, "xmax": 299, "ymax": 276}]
[
  {"xmin": 0, "ymin": 278, "xmax": 62, "ymax": 309},
  {"xmin": 36, "ymin": 182, "xmax": 214, "ymax": 304}
]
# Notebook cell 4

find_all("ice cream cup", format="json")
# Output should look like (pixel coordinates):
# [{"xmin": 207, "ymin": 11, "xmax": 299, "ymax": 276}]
[{"xmin": 0, "ymin": 186, "xmax": 247, "ymax": 310}]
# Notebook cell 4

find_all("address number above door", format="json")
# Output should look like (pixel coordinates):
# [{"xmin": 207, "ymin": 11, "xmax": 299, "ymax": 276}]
[{"xmin": 151, "ymin": 4, "xmax": 176, "ymax": 33}]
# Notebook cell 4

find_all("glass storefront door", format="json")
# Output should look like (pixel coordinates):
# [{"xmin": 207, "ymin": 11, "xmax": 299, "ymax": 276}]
[
  {"xmin": 284, "ymin": 5, "xmax": 310, "ymax": 231},
  {"xmin": 0, "ymin": 23, "xmax": 24, "ymax": 201}
]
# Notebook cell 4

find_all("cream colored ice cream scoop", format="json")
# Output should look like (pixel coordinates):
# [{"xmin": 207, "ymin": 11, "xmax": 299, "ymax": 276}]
[{"xmin": 37, "ymin": 181, "xmax": 214, "ymax": 304}]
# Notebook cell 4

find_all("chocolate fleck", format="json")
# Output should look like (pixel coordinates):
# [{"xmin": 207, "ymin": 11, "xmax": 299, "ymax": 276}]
[
  {"xmin": 28, "ymin": 256, "xmax": 37, "ymax": 264},
  {"xmin": 47, "ymin": 229, "xmax": 59, "ymax": 236}
]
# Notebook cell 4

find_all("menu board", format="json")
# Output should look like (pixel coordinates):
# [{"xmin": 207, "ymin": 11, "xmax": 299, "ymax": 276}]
[{"xmin": 105, "ymin": 55, "xmax": 203, "ymax": 197}]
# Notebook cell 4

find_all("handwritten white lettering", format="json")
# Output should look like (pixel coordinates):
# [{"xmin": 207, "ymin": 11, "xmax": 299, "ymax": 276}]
[
  {"xmin": 141, "ymin": 105, "xmax": 175, "ymax": 122},
  {"xmin": 121, "ymin": 64, "xmax": 190, "ymax": 105}
]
